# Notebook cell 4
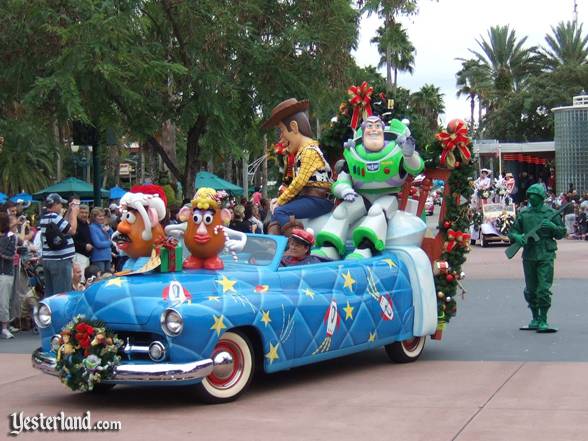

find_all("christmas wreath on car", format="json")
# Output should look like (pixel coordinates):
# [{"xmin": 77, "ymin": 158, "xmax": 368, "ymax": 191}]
[{"xmin": 55, "ymin": 315, "xmax": 123, "ymax": 392}]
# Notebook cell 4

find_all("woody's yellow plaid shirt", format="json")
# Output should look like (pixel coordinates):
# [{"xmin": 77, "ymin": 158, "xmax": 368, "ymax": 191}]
[{"xmin": 276, "ymin": 140, "xmax": 331, "ymax": 205}]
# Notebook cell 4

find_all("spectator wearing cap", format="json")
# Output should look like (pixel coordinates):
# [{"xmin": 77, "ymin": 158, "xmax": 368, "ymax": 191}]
[
  {"xmin": 89, "ymin": 207, "xmax": 113, "ymax": 273},
  {"xmin": 280, "ymin": 228, "xmax": 323, "ymax": 266},
  {"xmin": 40, "ymin": 193, "xmax": 79, "ymax": 296},
  {"xmin": 108, "ymin": 203, "xmax": 120, "ymax": 230},
  {"xmin": 73, "ymin": 204, "xmax": 92, "ymax": 278}
]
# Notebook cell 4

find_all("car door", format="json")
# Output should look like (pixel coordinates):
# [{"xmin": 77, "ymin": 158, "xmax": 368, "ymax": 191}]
[{"xmin": 278, "ymin": 260, "xmax": 369, "ymax": 364}]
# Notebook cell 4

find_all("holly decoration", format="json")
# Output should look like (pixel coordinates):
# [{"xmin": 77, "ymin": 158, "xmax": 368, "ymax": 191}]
[
  {"xmin": 55, "ymin": 315, "xmax": 124, "ymax": 392},
  {"xmin": 423, "ymin": 120, "xmax": 475, "ymax": 329}
]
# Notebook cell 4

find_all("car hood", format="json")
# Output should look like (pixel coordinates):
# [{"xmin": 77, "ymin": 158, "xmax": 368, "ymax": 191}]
[{"xmin": 82, "ymin": 270, "xmax": 237, "ymax": 325}]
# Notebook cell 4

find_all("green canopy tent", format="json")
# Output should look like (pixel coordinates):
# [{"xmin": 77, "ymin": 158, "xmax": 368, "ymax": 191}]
[
  {"xmin": 194, "ymin": 171, "xmax": 243, "ymax": 195},
  {"xmin": 33, "ymin": 177, "xmax": 109, "ymax": 201}
]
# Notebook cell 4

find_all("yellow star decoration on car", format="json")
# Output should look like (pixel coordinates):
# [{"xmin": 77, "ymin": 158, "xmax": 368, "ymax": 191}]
[
  {"xmin": 342, "ymin": 271, "xmax": 356, "ymax": 291},
  {"xmin": 216, "ymin": 275, "xmax": 237, "ymax": 293},
  {"xmin": 265, "ymin": 342, "xmax": 279, "ymax": 364},
  {"xmin": 210, "ymin": 315, "xmax": 226, "ymax": 336},
  {"xmin": 207, "ymin": 296, "xmax": 220, "ymax": 302},
  {"xmin": 383, "ymin": 258, "xmax": 396, "ymax": 268},
  {"xmin": 304, "ymin": 288, "xmax": 315, "ymax": 299},
  {"xmin": 343, "ymin": 301, "xmax": 354, "ymax": 320},
  {"xmin": 368, "ymin": 331, "xmax": 377, "ymax": 342},
  {"xmin": 105, "ymin": 277, "xmax": 124, "ymax": 287},
  {"xmin": 260, "ymin": 310, "xmax": 271, "ymax": 327}
]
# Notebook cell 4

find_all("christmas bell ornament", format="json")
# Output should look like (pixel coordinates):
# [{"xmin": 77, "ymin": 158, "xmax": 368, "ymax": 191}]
[
  {"xmin": 433, "ymin": 261, "xmax": 450, "ymax": 275},
  {"xmin": 447, "ymin": 118, "xmax": 467, "ymax": 133}
]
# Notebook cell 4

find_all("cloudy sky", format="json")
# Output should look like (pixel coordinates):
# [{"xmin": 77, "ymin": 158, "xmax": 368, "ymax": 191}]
[{"xmin": 353, "ymin": 0, "xmax": 586, "ymax": 123}]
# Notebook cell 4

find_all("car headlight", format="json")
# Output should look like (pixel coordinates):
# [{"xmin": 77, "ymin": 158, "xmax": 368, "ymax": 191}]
[
  {"xmin": 160, "ymin": 308, "xmax": 183, "ymax": 337},
  {"xmin": 34, "ymin": 303, "xmax": 52, "ymax": 328},
  {"xmin": 50, "ymin": 335, "xmax": 61, "ymax": 352}
]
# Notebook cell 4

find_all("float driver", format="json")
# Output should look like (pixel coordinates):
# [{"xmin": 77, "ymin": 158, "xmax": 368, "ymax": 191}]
[{"xmin": 314, "ymin": 116, "xmax": 424, "ymax": 260}]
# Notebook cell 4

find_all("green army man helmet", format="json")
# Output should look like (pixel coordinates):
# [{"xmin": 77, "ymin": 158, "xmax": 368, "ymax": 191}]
[{"xmin": 526, "ymin": 183, "xmax": 547, "ymax": 200}]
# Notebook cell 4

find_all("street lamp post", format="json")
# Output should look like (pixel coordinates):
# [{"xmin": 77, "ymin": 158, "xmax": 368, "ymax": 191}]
[
  {"xmin": 72, "ymin": 122, "xmax": 100, "ymax": 206},
  {"xmin": 70, "ymin": 144, "xmax": 91, "ymax": 182}
]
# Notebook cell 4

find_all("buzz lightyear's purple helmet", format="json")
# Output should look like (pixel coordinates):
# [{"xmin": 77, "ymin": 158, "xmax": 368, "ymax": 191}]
[{"xmin": 359, "ymin": 115, "xmax": 385, "ymax": 133}]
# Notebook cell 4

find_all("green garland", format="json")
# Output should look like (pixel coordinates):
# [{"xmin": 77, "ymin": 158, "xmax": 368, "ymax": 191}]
[
  {"xmin": 421, "ymin": 124, "xmax": 475, "ymax": 327},
  {"xmin": 55, "ymin": 315, "xmax": 124, "ymax": 392}
]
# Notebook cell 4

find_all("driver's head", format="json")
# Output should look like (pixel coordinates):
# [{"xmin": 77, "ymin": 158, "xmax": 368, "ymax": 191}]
[{"xmin": 287, "ymin": 228, "xmax": 314, "ymax": 257}]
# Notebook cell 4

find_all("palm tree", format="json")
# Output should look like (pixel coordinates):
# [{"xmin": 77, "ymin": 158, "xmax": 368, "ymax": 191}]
[
  {"xmin": 455, "ymin": 59, "xmax": 491, "ymax": 133},
  {"xmin": 541, "ymin": 21, "xmax": 588, "ymax": 70},
  {"xmin": 371, "ymin": 23, "xmax": 415, "ymax": 89},
  {"xmin": 410, "ymin": 84, "xmax": 444, "ymax": 131},
  {"xmin": 0, "ymin": 119, "xmax": 56, "ymax": 194},
  {"xmin": 469, "ymin": 25, "xmax": 538, "ymax": 101},
  {"xmin": 361, "ymin": 0, "xmax": 419, "ymax": 90}
]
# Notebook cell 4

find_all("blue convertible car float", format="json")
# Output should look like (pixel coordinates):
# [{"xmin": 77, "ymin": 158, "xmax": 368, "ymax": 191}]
[
  {"xmin": 32, "ymin": 207, "xmax": 437, "ymax": 402},
  {"xmin": 32, "ymin": 96, "xmax": 473, "ymax": 403}
]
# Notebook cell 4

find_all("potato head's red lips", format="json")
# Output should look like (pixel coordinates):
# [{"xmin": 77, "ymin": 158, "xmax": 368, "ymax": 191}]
[{"xmin": 193, "ymin": 234, "xmax": 210, "ymax": 244}]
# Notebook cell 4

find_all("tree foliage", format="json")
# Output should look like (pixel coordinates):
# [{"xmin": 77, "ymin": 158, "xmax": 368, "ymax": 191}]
[
  {"xmin": 0, "ymin": 0, "xmax": 360, "ymax": 197},
  {"xmin": 461, "ymin": 22, "xmax": 588, "ymax": 142}
]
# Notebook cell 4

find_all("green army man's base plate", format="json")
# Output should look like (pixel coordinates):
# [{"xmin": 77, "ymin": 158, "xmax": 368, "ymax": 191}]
[{"xmin": 536, "ymin": 326, "xmax": 558, "ymax": 333}]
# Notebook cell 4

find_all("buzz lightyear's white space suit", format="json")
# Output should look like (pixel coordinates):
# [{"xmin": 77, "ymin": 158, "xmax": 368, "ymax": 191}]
[{"xmin": 314, "ymin": 118, "xmax": 424, "ymax": 260}]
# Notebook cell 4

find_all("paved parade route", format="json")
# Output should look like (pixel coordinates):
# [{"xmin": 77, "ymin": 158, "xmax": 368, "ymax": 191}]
[{"xmin": 1, "ymin": 241, "xmax": 587, "ymax": 440}]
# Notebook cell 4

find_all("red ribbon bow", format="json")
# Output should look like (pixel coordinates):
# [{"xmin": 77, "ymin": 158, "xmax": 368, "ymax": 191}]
[
  {"xmin": 347, "ymin": 81, "xmax": 373, "ymax": 130},
  {"xmin": 446, "ymin": 229, "xmax": 471, "ymax": 253},
  {"xmin": 274, "ymin": 142, "xmax": 287, "ymax": 156},
  {"xmin": 155, "ymin": 237, "xmax": 178, "ymax": 251},
  {"xmin": 435, "ymin": 119, "xmax": 472, "ymax": 167}
]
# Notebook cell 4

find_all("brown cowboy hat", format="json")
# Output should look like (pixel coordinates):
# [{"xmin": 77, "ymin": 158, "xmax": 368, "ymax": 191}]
[{"xmin": 261, "ymin": 98, "xmax": 309, "ymax": 129}]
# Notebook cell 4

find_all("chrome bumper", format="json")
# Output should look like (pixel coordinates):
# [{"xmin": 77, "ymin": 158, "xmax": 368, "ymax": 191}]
[{"xmin": 32, "ymin": 348, "xmax": 214, "ymax": 383}]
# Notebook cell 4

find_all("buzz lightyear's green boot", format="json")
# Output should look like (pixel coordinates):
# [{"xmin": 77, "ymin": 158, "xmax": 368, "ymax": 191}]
[
  {"xmin": 519, "ymin": 307, "xmax": 540, "ymax": 331},
  {"xmin": 536, "ymin": 308, "xmax": 558, "ymax": 333}
]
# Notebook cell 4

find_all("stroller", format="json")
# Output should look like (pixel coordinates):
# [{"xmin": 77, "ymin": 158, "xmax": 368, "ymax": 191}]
[{"xmin": 10, "ymin": 246, "xmax": 44, "ymax": 333}]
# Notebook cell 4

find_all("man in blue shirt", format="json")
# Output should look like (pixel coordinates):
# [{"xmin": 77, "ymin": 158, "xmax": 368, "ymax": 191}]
[{"xmin": 40, "ymin": 193, "xmax": 79, "ymax": 295}]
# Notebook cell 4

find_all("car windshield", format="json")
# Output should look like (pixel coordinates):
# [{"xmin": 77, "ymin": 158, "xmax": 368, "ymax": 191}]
[{"xmin": 219, "ymin": 235, "xmax": 281, "ymax": 266}]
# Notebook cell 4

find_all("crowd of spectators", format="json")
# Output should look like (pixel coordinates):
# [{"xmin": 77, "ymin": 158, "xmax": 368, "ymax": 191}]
[{"xmin": 0, "ymin": 186, "xmax": 275, "ymax": 339}]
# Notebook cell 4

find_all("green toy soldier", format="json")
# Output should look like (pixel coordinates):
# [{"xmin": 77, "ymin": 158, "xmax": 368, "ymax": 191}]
[{"xmin": 508, "ymin": 183, "xmax": 567, "ymax": 333}]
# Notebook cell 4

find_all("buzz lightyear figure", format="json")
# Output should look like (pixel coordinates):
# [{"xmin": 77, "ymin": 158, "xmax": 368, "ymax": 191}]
[{"xmin": 314, "ymin": 115, "xmax": 424, "ymax": 260}]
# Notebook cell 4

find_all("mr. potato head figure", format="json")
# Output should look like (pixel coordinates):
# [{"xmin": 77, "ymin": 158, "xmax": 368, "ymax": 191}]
[{"xmin": 114, "ymin": 184, "xmax": 167, "ymax": 271}]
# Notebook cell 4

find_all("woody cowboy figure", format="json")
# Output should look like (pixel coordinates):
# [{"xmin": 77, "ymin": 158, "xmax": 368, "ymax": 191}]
[{"xmin": 262, "ymin": 98, "xmax": 333, "ymax": 235}]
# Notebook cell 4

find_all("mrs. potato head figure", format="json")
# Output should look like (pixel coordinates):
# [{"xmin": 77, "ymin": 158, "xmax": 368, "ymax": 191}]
[{"xmin": 183, "ymin": 188, "xmax": 232, "ymax": 270}]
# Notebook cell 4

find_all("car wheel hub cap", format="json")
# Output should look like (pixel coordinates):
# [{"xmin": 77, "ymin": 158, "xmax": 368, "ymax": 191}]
[
  {"xmin": 402, "ymin": 337, "xmax": 421, "ymax": 352},
  {"xmin": 208, "ymin": 341, "xmax": 243, "ymax": 389},
  {"xmin": 212, "ymin": 350, "xmax": 234, "ymax": 379}
]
